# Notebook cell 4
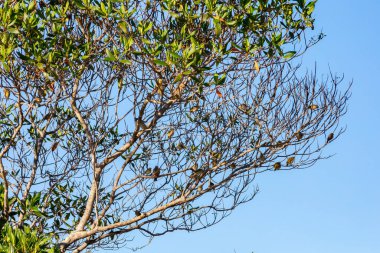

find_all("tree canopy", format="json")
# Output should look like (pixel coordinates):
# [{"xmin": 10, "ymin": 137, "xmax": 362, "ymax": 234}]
[{"xmin": 0, "ymin": 0, "xmax": 350, "ymax": 252}]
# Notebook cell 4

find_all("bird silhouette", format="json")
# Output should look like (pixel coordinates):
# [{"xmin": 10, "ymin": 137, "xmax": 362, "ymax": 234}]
[
  {"xmin": 152, "ymin": 166, "xmax": 160, "ymax": 181},
  {"xmin": 273, "ymin": 162, "xmax": 281, "ymax": 171},
  {"xmin": 326, "ymin": 133, "xmax": 334, "ymax": 143}
]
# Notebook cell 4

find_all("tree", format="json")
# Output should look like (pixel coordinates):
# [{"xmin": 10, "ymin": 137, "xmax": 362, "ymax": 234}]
[
  {"xmin": 0, "ymin": 0, "xmax": 350, "ymax": 252},
  {"xmin": 0, "ymin": 184, "xmax": 58, "ymax": 253}
]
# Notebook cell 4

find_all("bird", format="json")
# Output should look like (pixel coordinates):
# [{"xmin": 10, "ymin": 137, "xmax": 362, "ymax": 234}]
[
  {"xmin": 295, "ymin": 132, "xmax": 304, "ymax": 141},
  {"xmin": 286, "ymin": 156, "xmax": 295, "ymax": 166},
  {"xmin": 167, "ymin": 129, "xmax": 174, "ymax": 139},
  {"xmin": 144, "ymin": 168, "xmax": 152, "ymax": 175},
  {"xmin": 190, "ymin": 169, "xmax": 205, "ymax": 181},
  {"xmin": 51, "ymin": 142, "xmax": 59, "ymax": 152},
  {"xmin": 134, "ymin": 210, "xmax": 141, "ymax": 216},
  {"xmin": 254, "ymin": 61, "xmax": 260, "ymax": 72},
  {"xmin": 34, "ymin": 97, "xmax": 42, "ymax": 104},
  {"xmin": 326, "ymin": 133, "xmax": 334, "ymax": 143},
  {"xmin": 238, "ymin": 104, "xmax": 250, "ymax": 113},
  {"xmin": 273, "ymin": 162, "xmax": 281, "ymax": 171},
  {"xmin": 156, "ymin": 78, "xmax": 165, "ymax": 96},
  {"xmin": 190, "ymin": 105, "xmax": 199, "ymax": 113},
  {"xmin": 3, "ymin": 88, "xmax": 10, "ymax": 99},
  {"xmin": 177, "ymin": 142, "xmax": 186, "ymax": 150},
  {"xmin": 152, "ymin": 166, "xmax": 160, "ymax": 181},
  {"xmin": 308, "ymin": 104, "xmax": 319, "ymax": 110},
  {"xmin": 259, "ymin": 153, "xmax": 265, "ymax": 162}
]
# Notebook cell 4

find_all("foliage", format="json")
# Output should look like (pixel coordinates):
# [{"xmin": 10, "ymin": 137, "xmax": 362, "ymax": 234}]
[
  {"xmin": 0, "ymin": 184, "xmax": 58, "ymax": 253},
  {"xmin": 0, "ymin": 223, "xmax": 58, "ymax": 253},
  {"xmin": 0, "ymin": 0, "xmax": 349, "ymax": 252}
]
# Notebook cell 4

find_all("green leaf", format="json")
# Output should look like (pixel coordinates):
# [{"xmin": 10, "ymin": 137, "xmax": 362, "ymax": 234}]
[
  {"xmin": 31, "ymin": 206, "xmax": 47, "ymax": 218},
  {"xmin": 118, "ymin": 22, "xmax": 128, "ymax": 33},
  {"xmin": 7, "ymin": 28, "xmax": 20, "ymax": 34},
  {"xmin": 100, "ymin": 2, "xmax": 107, "ymax": 14},
  {"xmin": 120, "ymin": 59, "xmax": 131, "ymax": 65},
  {"xmin": 144, "ymin": 22, "xmax": 153, "ymax": 33},
  {"xmin": 28, "ymin": 1, "xmax": 36, "ymax": 11},
  {"xmin": 283, "ymin": 51, "xmax": 296, "ymax": 59},
  {"xmin": 105, "ymin": 49, "xmax": 116, "ymax": 61},
  {"xmin": 153, "ymin": 59, "xmax": 168, "ymax": 66}
]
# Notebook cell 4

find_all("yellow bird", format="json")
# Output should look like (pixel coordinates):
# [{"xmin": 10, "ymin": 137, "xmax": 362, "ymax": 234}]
[
  {"xmin": 286, "ymin": 157, "xmax": 295, "ymax": 166},
  {"xmin": 190, "ymin": 106, "xmax": 199, "ymax": 113},
  {"xmin": 34, "ymin": 97, "xmax": 42, "ymax": 104},
  {"xmin": 167, "ymin": 128, "xmax": 175, "ymax": 139},
  {"xmin": 3, "ymin": 88, "xmax": 10, "ymax": 99},
  {"xmin": 156, "ymin": 78, "xmax": 165, "ymax": 96},
  {"xmin": 273, "ymin": 162, "xmax": 281, "ymax": 171},
  {"xmin": 308, "ymin": 104, "xmax": 318, "ymax": 110},
  {"xmin": 254, "ymin": 61, "xmax": 260, "ymax": 72}
]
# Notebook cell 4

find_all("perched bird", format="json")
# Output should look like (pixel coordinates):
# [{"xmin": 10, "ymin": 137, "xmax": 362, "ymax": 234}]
[
  {"xmin": 134, "ymin": 210, "xmax": 141, "ymax": 216},
  {"xmin": 326, "ymin": 133, "xmax": 334, "ymax": 143},
  {"xmin": 273, "ymin": 162, "xmax": 281, "ymax": 171},
  {"xmin": 238, "ymin": 104, "xmax": 250, "ymax": 113},
  {"xmin": 211, "ymin": 151, "xmax": 222, "ymax": 160},
  {"xmin": 308, "ymin": 104, "xmax": 319, "ymax": 110},
  {"xmin": 167, "ymin": 128, "xmax": 175, "ymax": 139},
  {"xmin": 3, "ymin": 88, "xmax": 10, "ymax": 99},
  {"xmin": 254, "ymin": 61, "xmax": 260, "ymax": 72},
  {"xmin": 190, "ymin": 105, "xmax": 199, "ymax": 113},
  {"xmin": 274, "ymin": 141, "xmax": 285, "ymax": 148},
  {"xmin": 190, "ymin": 163, "xmax": 198, "ymax": 171},
  {"xmin": 51, "ymin": 141, "xmax": 59, "ymax": 152},
  {"xmin": 177, "ymin": 142, "xmax": 186, "ymax": 150},
  {"xmin": 295, "ymin": 132, "xmax": 304, "ymax": 141},
  {"xmin": 34, "ymin": 97, "xmax": 42, "ymax": 104},
  {"xmin": 144, "ymin": 168, "xmax": 152, "ymax": 175},
  {"xmin": 156, "ymin": 78, "xmax": 165, "ymax": 96},
  {"xmin": 286, "ymin": 156, "xmax": 295, "ymax": 166},
  {"xmin": 152, "ymin": 166, "xmax": 160, "ymax": 181},
  {"xmin": 215, "ymin": 88, "xmax": 223, "ymax": 98},
  {"xmin": 259, "ymin": 153, "xmax": 265, "ymax": 162},
  {"xmin": 190, "ymin": 169, "xmax": 205, "ymax": 180}
]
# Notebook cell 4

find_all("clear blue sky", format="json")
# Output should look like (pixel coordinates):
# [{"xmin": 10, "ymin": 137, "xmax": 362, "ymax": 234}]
[{"xmin": 100, "ymin": 1, "xmax": 380, "ymax": 252}]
